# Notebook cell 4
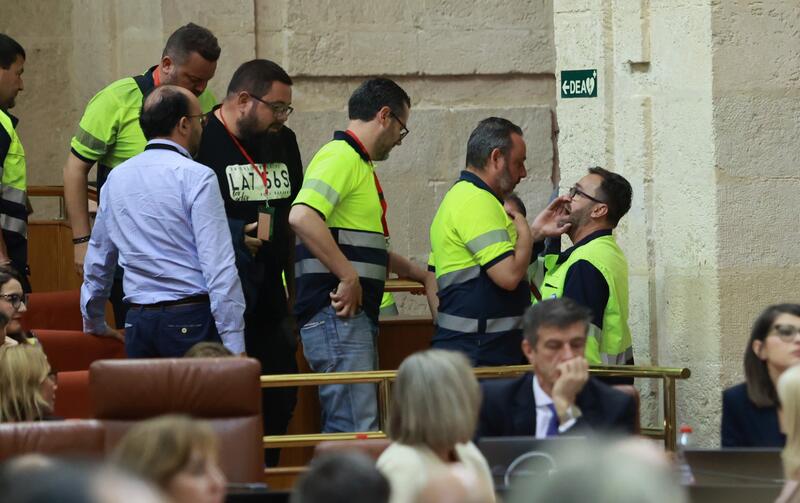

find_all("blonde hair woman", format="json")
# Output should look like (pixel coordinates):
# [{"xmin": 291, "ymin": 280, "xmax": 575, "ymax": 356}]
[
  {"xmin": 377, "ymin": 349, "xmax": 495, "ymax": 503},
  {"xmin": 0, "ymin": 343, "xmax": 56, "ymax": 422},
  {"xmin": 111, "ymin": 415, "xmax": 226, "ymax": 503},
  {"xmin": 776, "ymin": 365, "xmax": 800, "ymax": 502}
]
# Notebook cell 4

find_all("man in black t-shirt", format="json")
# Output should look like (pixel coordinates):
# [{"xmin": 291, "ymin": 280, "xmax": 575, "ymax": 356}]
[{"xmin": 196, "ymin": 59, "xmax": 302, "ymax": 466}]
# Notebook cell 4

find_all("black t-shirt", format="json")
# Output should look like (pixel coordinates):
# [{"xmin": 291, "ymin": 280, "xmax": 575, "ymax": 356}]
[{"xmin": 196, "ymin": 108, "xmax": 303, "ymax": 320}]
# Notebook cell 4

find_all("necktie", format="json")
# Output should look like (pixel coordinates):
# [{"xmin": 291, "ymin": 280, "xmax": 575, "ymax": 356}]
[{"xmin": 546, "ymin": 403, "xmax": 559, "ymax": 437}]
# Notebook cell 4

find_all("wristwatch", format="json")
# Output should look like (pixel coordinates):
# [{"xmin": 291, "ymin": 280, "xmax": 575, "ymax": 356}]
[{"xmin": 561, "ymin": 404, "xmax": 583, "ymax": 423}]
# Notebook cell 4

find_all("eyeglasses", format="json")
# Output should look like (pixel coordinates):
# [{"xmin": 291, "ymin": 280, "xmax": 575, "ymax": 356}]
[
  {"xmin": 770, "ymin": 324, "xmax": 800, "ymax": 342},
  {"xmin": 186, "ymin": 113, "xmax": 208, "ymax": 127},
  {"xmin": 389, "ymin": 110, "xmax": 409, "ymax": 140},
  {"xmin": 0, "ymin": 293, "xmax": 26, "ymax": 310},
  {"xmin": 43, "ymin": 370, "xmax": 57, "ymax": 385},
  {"xmin": 248, "ymin": 94, "xmax": 294, "ymax": 117},
  {"xmin": 568, "ymin": 185, "xmax": 606, "ymax": 204}
]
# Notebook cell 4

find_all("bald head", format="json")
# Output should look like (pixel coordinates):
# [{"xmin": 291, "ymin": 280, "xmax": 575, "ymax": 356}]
[{"xmin": 139, "ymin": 85, "xmax": 204, "ymax": 155}]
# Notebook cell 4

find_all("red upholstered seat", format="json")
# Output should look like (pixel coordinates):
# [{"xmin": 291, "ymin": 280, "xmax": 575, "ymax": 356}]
[
  {"xmin": 34, "ymin": 330, "xmax": 125, "ymax": 372},
  {"xmin": 53, "ymin": 370, "xmax": 92, "ymax": 419},
  {"xmin": 21, "ymin": 290, "xmax": 83, "ymax": 331}
]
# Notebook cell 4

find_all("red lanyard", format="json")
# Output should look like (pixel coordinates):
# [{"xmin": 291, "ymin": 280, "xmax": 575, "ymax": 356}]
[
  {"xmin": 344, "ymin": 130, "xmax": 389, "ymax": 238},
  {"xmin": 219, "ymin": 109, "xmax": 269, "ymax": 196}
]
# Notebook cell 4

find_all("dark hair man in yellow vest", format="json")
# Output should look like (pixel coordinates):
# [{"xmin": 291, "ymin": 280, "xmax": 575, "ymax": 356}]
[
  {"xmin": 63, "ymin": 23, "xmax": 220, "ymax": 328},
  {"xmin": 289, "ymin": 78, "xmax": 435, "ymax": 433},
  {"xmin": 0, "ymin": 34, "xmax": 29, "ymax": 292},
  {"xmin": 538, "ymin": 167, "xmax": 634, "ymax": 382},
  {"xmin": 428, "ymin": 117, "xmax": 570, "ymax": 366}
]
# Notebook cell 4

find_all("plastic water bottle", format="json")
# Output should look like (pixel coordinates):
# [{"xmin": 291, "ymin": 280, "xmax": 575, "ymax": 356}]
[{"xmin": 676, "ymin": 424, "xmax": 695, "ymax": 485}]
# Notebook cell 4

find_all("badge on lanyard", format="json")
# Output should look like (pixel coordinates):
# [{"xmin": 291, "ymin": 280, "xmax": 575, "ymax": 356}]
[{"xmin": 257, "ymin": 204, "xmax": 275, "ymax": 241}]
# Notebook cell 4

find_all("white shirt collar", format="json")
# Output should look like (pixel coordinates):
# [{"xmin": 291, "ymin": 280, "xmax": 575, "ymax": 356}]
[
  {"xmin": 147, "ymin": 138, "xmax": 191, "ymax": 158},
  {"xmin": 532, "ymin": 374, "xmax": 553, "ymax": 407}
]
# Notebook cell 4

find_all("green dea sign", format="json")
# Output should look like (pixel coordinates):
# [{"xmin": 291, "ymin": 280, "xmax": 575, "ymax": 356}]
[{"xmin": 561, "ymin": 69, "xmax": 598, "ymax": 98}]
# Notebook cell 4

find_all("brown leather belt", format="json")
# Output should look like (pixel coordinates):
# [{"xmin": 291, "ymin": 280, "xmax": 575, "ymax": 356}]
[{"xmin": 129, "ymin": 294, "xmax": 210, "ymax": 310}]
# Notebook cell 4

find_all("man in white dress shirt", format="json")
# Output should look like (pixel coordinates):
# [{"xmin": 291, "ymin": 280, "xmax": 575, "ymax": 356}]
[
  {"xmin": 81, "ymin": 85, "xmax": 246, "ymax": 357},
  {"xmin": 476, "ymin": 297, "xmax": 635, "ymax": 438}
]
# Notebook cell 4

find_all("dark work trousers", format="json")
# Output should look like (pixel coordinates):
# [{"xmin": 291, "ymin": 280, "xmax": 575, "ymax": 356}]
[
  {"xmin": 245, "ymin": 313, "xmax": 299, "ymax": 467},
  {"xmin": 124, "ymin": 302, "xmax": 222, "ymax": 357}
]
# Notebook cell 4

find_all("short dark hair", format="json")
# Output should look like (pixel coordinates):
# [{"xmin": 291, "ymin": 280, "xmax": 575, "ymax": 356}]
[
  {"xmin": 505, "ymin": 192, "xmax": 527, "ymax": 217},
  {"xmin": 523, "ymin": 298, "xmax": 593, "ymax": 347},
  {"xmin": 139, "ymin": 86, "xmax": 191, "ymax": 140},
  {"xmin": 745, "ymin": 304, "xmax": 800, "ymax": 407},
  {"xmin": 0, "ymin": 34, "xmax": 25, "ymax": 69},
  {"xmin": 348, "ymin": 78, "xmax": 411, "ymax": 122},
  {"xmin": 226, "ymin": 59, "xmax": 292, "ymax": 98},
  {"xmin": 291, "ymin": 452, "xmax": 389, "ymax": 503},
  {"xmin": 587, "ymin": 166, "xmax": 632, "ymax": 227},
  {"xmin": 465, "ymin": 117, "xmax": 523, "ymax": 170},
  {"xmin": 163, "ymin": 23, "xmax": 220, "ymax": 64}
]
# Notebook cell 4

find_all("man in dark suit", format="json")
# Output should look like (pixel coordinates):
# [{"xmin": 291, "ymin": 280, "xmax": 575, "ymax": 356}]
[{"xmin": 477, "ymin": 297, "xmax": 636, "ymax": 437}]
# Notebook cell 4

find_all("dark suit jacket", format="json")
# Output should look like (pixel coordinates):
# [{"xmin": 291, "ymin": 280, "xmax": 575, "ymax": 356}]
[
  {"xmin": 721, "ymin": 382, "xmax": 785, "ymax": 448},
  {"xmin": 476, "ymin": 373, "xmax": 636, "ymax": 438}
]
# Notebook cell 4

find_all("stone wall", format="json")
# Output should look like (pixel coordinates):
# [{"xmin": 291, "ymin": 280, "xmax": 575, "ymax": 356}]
[{"xmin": 3, "ymin": 1, "xmax": 557, "ymax": 303}]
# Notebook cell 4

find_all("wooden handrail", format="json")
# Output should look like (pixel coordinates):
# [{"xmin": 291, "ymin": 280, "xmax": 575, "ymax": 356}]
[
  {"xmin": 261, "ymin": 364, "xmax": 691, "ymax": 451},
  {"xmin": 28, "ymin": 185, "xmax": 98, "ymax": 203}
]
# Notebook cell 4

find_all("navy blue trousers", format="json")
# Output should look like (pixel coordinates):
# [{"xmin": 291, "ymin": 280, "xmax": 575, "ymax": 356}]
[{"xmin": 124, "ymin": 302, "xmax": 222, "ymax": 358}]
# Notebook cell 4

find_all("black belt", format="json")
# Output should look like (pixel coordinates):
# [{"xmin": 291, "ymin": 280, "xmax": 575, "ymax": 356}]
[{"xmin": 129, "ymin": 294, "xmax": 210, "ymax": 310}]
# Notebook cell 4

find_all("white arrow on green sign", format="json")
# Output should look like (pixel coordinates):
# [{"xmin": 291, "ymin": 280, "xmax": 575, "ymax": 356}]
[{"xmin": 561, "ymin": 69, "xmax": 598, "ymax": 98}]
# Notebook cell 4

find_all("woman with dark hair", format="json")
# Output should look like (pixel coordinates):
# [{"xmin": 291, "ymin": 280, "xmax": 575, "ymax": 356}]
[
  {"xmin": 0, "ymin": 264, "xmax": 31, "ymax": 345},
  {"xmin": 721, "ymin": 303, "xmax": 800, "ymax": 447}
]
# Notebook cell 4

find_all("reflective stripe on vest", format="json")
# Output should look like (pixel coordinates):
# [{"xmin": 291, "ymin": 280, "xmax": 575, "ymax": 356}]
[
  {"xmin": 437, "ymin": 313, "xmax": 523, "ymax": 334},
  {"xmin": 295, "ymin": 257, "xmax": 386, "ymax": 281},
  {"xmin": 539, "ymin": 234, "xmax": 631, "ymax": 364},
  {"xmin": 0, "ymin": 111, "xmax": 27, "ymax": 239}
]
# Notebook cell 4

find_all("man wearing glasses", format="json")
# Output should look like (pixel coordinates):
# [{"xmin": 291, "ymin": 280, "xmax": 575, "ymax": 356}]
[
  {"xmin": 538, "ymin": 167, "xmax": 634, "ymax": 378},
  {"xmin": 195, "ymin": 59, "xmax": 302, "ymax": 466},
  {"xmin": 81, "ymin": 85, "xmax": 245, "ymax": 357},
  {"xmin": 289, "ymin": 78, "xmax": 433, "ymax": 433},
  {"xmin": 64, "ymin": 23, "xmax": 221, "ymax": 329}
]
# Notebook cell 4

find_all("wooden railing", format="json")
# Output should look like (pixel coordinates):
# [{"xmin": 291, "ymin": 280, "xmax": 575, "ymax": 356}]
[{"xmin": 261, "ymin": 364, "xmax": 691, "ymax": 453}]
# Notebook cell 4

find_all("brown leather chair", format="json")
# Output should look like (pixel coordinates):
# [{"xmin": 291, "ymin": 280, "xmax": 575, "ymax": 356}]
[
  {"xmin": 35, "ymin": 330, "xmax": 126, "ymax": 372},
  {"xmin": 89, "ymin": 357, "xmax": 263, "ymax": 483},
  {"xmin": 612, "ymin": 384, "xmax": 641, "ymax": 435},
  {"xmin": 313, "ymin": 438, "xmax": 391, "ymax": 461},
  {"xmin": 0, "ymin": 420, "xmax": 105, "ymax": 462}
]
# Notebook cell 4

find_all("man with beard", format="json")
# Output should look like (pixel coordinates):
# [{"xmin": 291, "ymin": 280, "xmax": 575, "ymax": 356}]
[
  {"xmin": 64, "ymin": 23, "xmax": 221, "ymax": 328},
  {"xmin": 0, "ymin": 34, "xmax": 29, "ymax": 291},
  {"xmin": 195, "ymin": 59, "xmax": 301, "ymax": 465},
  {"xmin": 289, "ymin": 78, "xmax": 434, "ymax": 433},
  {"xmin": 428, "ymin": 117, "xmax": 570, "ymax": 366},
  {"xmin": 538, "ymin": 167, "xmax": 634, "ymax": 374},
  {"xmin": 81, "ymin": 86, "xmax": 245, "ymax": 356}
]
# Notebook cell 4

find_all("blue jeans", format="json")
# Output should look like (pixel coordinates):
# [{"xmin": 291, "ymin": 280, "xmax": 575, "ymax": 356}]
[
  {"xmin": 300, "ymin": 306, "xmax": 379, "ymax": 433},
  {"xmin": 125, "ymin": 302, "xmax": 222, "ymax": 358}
]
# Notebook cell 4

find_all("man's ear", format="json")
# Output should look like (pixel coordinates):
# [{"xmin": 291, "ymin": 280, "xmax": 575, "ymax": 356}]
[
  {"xmin": 522, "ymin": 338, "xmax": 536, "ymax": 364},
  {"xmin": 160, "ymin": 55, "xmax": 174, "ymax": 74},
  {"xmin": 591, "ymin": 203, "xmax": 608, "ymax": 220},
  {"xmin": 377, "ymin": 105, "xmax": 392, "ymax": 125}
]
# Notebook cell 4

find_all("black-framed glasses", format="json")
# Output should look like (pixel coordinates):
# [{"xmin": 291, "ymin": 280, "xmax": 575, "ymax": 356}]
[
  {"xmin": 248, "ymin": 93, "xmax": 294, "ymax": 117},
  {"xmin": 0, "ymin": 293, "xmax": 26, "ymax": 310},
  {"xmin": 389, "ymin": 110, "xmax": 409, "ymax": 140},
  {"xmin": 186, "ymin": 113, "xmax": 208, "ymax": 127},
  {"xmin": 568, "ymin": 185, "xmax": 606, "ymax": 204},
  {"xmin": 771, "ymin": 324, "xmax": 800, "ymax": 342}
]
